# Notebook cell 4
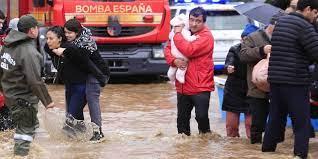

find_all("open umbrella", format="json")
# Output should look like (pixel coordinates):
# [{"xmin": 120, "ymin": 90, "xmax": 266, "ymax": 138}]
[{"xmin": 234, "ymin": 2, "xmax": 284, "ymax": 25}]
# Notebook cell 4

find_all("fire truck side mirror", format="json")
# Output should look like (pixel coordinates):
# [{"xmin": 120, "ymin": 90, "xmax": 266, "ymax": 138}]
[
  {"xmin": 47, "ymin": 0, "xmax": 53, "ymax": 6},
  {"xmin": 33, "ymin": 0, "xmax": 45, "ymax": 7}
]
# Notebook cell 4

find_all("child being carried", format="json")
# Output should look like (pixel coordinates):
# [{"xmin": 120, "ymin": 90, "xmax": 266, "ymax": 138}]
[{"xmin": 167, "ymin": 14, "xmax": 197, "ymax": 84}]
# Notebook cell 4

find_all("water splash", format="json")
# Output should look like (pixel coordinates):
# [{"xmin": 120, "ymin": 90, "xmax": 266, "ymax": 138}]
[{"xmin": 41, "ymin": 107, "xmax": 98, "ymax": 142}]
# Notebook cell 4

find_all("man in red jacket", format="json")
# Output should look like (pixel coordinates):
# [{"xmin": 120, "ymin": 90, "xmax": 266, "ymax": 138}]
[{"xmin": 164, "ymin": 7, "xmax": 214, "ymax": 136}]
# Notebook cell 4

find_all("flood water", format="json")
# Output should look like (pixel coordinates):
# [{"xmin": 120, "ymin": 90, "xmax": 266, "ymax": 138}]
[{"xmin": 1, "ymin": 82, "xmax": 318, "ymax": 159}]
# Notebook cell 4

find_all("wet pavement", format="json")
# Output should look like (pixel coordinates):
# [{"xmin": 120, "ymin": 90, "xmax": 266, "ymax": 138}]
[{"xmin": 0, "ymin": 82, "xmax": 318, "ymax": 159}]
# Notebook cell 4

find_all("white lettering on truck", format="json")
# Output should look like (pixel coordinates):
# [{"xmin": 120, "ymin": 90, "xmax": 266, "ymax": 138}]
[{"xmin": 75, "ymin": 4, "xmax": 153, "ymax": 13}]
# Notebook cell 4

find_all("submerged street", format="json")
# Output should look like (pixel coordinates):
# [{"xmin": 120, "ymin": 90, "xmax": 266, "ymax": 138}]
[{"xmin": 0, "ymin": 81, "xmax": 318, "ymax": 158}]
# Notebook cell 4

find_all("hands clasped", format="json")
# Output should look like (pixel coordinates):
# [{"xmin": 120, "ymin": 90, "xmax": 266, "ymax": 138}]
[
  {"xmin": 52, "ymin": 48, "xmax": 66, "ymax": 56},
  {"xmin": 174, "ymin": 58, "xmax": 188, "ymax": 70}
]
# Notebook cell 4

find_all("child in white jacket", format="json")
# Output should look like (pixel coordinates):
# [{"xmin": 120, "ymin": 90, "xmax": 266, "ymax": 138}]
[{"xmin": 167, "ymin": 14, "xmax": 197, "ymax": 83}]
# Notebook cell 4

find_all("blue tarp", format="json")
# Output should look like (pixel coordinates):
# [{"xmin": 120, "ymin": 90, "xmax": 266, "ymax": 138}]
[{"xmin": 215, "ymin": 76, "xmax": 318, "ymax": 131}]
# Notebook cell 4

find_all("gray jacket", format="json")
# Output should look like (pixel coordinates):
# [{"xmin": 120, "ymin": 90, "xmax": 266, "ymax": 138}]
[
  {"xmin": 0, "ymin": 30, "xmax": 52, "ymax": 107},
  {"xmin": 239, "ymin": 29, "xmax": 270, "ymax": 99}
]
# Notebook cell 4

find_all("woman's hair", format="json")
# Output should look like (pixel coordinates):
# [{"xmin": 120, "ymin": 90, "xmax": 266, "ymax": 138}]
[
  {"xmin": 47, "ymin": 26, "xmax": 66, "ymax": 42},
  {"xmin": 64, "ymin": 18, "xmax": 83, "ymax": 36}
]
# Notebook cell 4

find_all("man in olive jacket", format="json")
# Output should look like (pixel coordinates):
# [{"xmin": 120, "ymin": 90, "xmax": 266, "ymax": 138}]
[
  {"xmin": 239, "ymin": 13, "xmax": 284, "ymax": 144},
  {"xmin": 0, "ymin": 15, "xmax": 54, "ymax": 156}
]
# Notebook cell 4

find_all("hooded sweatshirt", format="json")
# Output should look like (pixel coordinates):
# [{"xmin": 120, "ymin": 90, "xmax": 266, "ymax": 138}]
[{"xmin": 0, "ymin": 30, "xmax": 52, "ymax": 107}]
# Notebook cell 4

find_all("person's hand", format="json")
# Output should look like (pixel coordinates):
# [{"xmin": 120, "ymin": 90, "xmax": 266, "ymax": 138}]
[
  {"xmin": 174, "ymin": 25, "xmax": 183, "ymax": 34},
  {"xmin": 174, "ymin": 58, "xmax": 187, "ymax": 70},
  {"xmin": 46, "ymin": 102, "xmax": 55, "ymax": 109},
  {"xmin": 227, "ymin": 65, "xmax": 235, "ymax": 74},
  {"xmin": 52, "ymin": 48, "xmax": 66, "ymax": 56},
  {"xmin": 263, "ymin": 45, "xmax": 272, "ymax": 54}
]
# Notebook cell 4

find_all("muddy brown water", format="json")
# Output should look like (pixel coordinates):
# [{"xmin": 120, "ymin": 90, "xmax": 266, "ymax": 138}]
[{"xmin": 0, "ymin": 82, "xmax": 318, "ymax": 159}]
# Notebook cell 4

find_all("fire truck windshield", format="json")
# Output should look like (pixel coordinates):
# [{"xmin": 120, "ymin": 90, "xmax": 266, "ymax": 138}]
[{"xmin": 206, "ymin": 11, "xmax": 249, "ymax": 30}]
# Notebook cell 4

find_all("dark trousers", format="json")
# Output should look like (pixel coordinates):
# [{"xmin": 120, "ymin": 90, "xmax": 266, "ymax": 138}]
[
  {"xmin": 177, "ymin": 92, "xmax": 211, "ymax": 136},
  {"xmin": 247, "ymin": 97, "xmax": 269, "ymax": 143},
  {"xmin": 86, "ymin": 75, "xmax": 102, "ymax": 127},
  {"xmin": 65, "ymin": 83, "xmax": 87, "ymax": 120},
  {"xmin": 262, "ymin": 84, "xmax": 310, "ymax": 159},
  {"xmin": 10, "ymin": 103, "xmax": 38, "ymax": 156}
]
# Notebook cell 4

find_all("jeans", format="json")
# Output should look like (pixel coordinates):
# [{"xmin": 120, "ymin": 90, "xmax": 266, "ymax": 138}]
[
  {"xmin": 86, "ymin": 75, "xmax": 102, "ymax": 127},
  {"xmin": 65, "ymin": 83, "xmax": 87, "ymax": 120}
]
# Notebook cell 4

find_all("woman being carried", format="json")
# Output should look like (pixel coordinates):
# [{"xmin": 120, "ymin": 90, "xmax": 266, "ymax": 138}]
[{"xmin": 63, "ymin": 19, "xmax": 109, "ymax": 142}]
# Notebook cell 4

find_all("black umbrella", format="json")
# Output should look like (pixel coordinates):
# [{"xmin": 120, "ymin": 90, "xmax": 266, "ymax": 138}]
[{"xmin": 234, "ymin": 2, "xmax": 284, "ymax": 25}]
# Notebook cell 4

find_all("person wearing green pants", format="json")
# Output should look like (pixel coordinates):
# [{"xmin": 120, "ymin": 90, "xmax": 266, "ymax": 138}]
[{"xmin": 0, "ymin": 15, "xmax": 54, "ymax": 156}]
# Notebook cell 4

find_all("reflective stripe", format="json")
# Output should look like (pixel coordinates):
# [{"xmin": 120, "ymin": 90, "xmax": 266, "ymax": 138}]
[{"xmin": 14, "ymin": 134, "xmax": 33, "ymax": 142}]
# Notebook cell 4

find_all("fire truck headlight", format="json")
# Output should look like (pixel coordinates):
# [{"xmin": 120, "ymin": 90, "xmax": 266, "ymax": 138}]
[{"xmin": 152, "ymin": 49, "xmax": 165, "ymax": 59}]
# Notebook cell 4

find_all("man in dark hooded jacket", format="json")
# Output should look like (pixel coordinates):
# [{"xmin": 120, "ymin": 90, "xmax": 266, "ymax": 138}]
[{"xmin": 0, "ymin": 15, "xmax": 54, "ymax": 156}]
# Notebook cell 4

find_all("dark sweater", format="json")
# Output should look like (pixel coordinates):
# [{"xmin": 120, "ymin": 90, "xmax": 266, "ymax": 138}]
[
  {"xmin": 268, "ymin": 12, "xmax": 318, "ymax": 85},
  {"xmin": 88, "ymin": 50, "xmax": 109, "ymax": 77},
  {"xmin": 44, "ymin": 42, "xmax": 89, "ymax": 84}
]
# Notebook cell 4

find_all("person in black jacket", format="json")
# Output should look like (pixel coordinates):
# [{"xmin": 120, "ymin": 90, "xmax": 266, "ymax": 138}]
[
  {"xmin": 64, "ymin": 19, "xmax": 109, "ymax": 142},
  {"xmin": 222, "ymin": 24, "xmax": 258, "ymax": 138},
  {"xmin": 45, "ymin": 26, "xmax": 89, "ymax": 123},
  {"xmin": 262, "ymin": 0, "xmax": 318, "ymax": 158}
]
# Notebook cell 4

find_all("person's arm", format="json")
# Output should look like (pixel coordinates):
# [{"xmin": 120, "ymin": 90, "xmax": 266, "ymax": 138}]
[
  {"xmin": 173, "ymin": 32, "xmax": 213, "ymax": 58},
  {"xmin": 225, "ymin": 45, "xmax": 237, "ymax": 68},
  {"xmin": 225, "ymin": 44, "xmax": 238, "ymax": 74},
  {"xmin": 239, "ymin": 36, "xmax": 267, "ymax": 63},
  {"xmin": 53, "ymin": 44, "xmax": 90, "ymax": 72},
  {"xmin": 22, "ymin": 46, "xmax": 53, "ymax": 108},
  {"xmin": 300, "ymin": 26, "xmax": 318, "ymax": 60},
  {"xmin": 164, "ymin": 41, "xmax": 176, "ymax": 67}
]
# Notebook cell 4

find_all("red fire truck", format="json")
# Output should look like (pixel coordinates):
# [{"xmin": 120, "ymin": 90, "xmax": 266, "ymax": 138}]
[{"xmin": 0, "ymin": 0, "xmax": 170, "ymax": 78}]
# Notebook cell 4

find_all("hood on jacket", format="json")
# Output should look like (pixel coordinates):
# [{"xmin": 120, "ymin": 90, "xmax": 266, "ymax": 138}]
[
  {"xmin": 73, "ymin": 27, "xmax": 97, "ymax": 54},
  {"xmin": 4, "ymin": 30, "xmax": 31, "ymax": 47}
]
